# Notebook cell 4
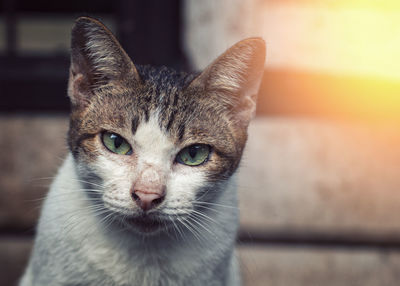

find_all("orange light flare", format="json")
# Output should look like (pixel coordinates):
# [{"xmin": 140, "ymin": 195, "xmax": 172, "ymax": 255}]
[{"xmin": 259, "ymin": 0, "xmax": 400, "ymax": 123}]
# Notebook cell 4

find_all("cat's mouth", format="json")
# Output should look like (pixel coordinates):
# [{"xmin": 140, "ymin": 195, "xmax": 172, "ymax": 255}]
[
  {"xmin": 123, "ymin": 214, "xmax": 171, "ymax": 234},
  {"xmin": 102, "ymin": 202, "xmax": 170, "ymax": 234}
]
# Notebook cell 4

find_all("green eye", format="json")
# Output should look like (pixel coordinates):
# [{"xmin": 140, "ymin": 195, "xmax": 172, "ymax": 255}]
[
  {"xmin": 176, "ymin": 144, "xmax": 210, "ymax": 166},
  {"xmin": 102, "ymin": 132, "xmax": 132, "ymax": 155}
]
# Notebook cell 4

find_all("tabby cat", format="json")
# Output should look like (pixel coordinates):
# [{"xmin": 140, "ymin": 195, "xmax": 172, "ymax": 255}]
[{"xmin": 20, "ymin": 17, "xmax": 265, "ymax": 286}]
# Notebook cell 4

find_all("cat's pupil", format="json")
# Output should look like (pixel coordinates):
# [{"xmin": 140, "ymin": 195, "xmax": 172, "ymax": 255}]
[
  {"xmin": 188, "ymin": 146, "xmax": 198, "ymax": 158},
  {"xmin": 113, "ymin": 134, "xmax": 123, "ymax": 149}
]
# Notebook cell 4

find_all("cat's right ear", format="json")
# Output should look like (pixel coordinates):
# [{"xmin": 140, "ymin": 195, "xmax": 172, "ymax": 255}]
[
  {"xmin": 187, "ymin": 38, "xmax": 265, "ymax": 127},
  {"xmin": 68, "ymin": 17, "xmax": 140, "ymax": 108}
]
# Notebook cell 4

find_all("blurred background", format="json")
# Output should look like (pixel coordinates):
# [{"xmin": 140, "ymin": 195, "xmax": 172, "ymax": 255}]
[{"xmin": 1, "ymin": 0, "xmax": 400, "ymax": 285}]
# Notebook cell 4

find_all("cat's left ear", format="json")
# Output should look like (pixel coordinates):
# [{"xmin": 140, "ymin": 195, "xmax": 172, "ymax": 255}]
[
  {"xmin": 68, "ymin": 17, "xmax": 140, "ymax": 108},
  {"xmin": 189, "ymin": 38, "xmax": 265, "ymax": 124}
]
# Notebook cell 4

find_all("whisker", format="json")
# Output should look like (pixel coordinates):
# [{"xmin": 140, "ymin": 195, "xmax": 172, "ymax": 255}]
[
  {"xmin": 190, "ymin": 209, "xmax": 220, "ymax": 226},
  {"xmin": 65, "ymin": 178, "xmax": 105, "ymax": 189},
  {"xmin": 177, "ymin": 216, "xmax": 202, "ymax": 243},
  {"xmin": 194, "ymin": 201, "xmax": 238, "ymax": 210},
  {"xmin": 192, "ymin": 203, "xmax": 226, "ymax": 215},
  {"xmin": 187, "ymin": 215, "xmax": 214, "ymax": 237}
]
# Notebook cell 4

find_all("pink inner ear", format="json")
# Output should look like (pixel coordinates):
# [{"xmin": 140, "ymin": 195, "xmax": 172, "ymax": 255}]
[
  {"xmin": 239, "ymin": 94, "xmax": 258, "ymax": 121},
  {"xmin": 68, "ymin": 71, "xmax": 92, "ymax": 107}
]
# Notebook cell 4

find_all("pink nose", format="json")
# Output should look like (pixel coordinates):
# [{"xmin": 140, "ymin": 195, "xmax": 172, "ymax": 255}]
[{"xmin": 131, "ymin": 190, "xmax": 165, "ymax": 211}]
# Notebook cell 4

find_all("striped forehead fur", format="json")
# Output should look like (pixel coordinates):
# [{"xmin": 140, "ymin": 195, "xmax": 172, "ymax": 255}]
[{"xmin": 68, "ymin": 63, "xmax": 246, "ymax": 180}]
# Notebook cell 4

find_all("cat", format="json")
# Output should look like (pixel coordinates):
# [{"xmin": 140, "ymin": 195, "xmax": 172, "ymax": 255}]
[{"xmin": 20, "ymin": 17, "xmax": 265, "ymax": 286}]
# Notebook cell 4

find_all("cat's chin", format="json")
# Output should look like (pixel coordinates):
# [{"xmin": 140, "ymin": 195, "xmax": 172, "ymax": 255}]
[{"xmin": 122, "ymin": 215, "xmax": 171, "ymax": 235}]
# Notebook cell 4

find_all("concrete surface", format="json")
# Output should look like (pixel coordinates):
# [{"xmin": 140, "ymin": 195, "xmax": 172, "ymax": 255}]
[
  {"xmin": 0, "ymin": 115, "xmax": 68, "ymax": 230},
  {"xmin": 239, "ymin": 244, "xmax": 400, "ymax": 286},
  {"xmin": 0, "ymin": 237, "xmax": 32, "ymax": 286},
  {"xmin": 239, "ymin": 118, "xmax": 400, "ymax": 238}
]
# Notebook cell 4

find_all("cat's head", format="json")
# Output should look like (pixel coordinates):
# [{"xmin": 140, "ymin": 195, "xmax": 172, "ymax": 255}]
[{"xmin": 67, "ymin": 17, "xmax": 265, "ymax": 235}]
